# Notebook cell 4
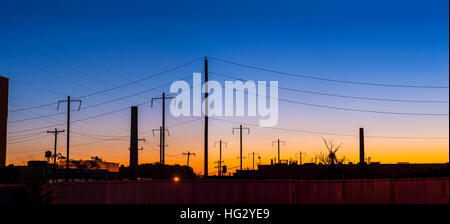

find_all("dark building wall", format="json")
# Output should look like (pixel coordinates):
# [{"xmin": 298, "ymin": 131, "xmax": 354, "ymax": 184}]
[{"xmin": 0, "ymin": 76, "xmax": 8, "ymax": 167}]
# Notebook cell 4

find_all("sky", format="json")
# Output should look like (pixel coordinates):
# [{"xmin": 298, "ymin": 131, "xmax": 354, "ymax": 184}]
[{"xmin": 0, "ymin": 0, "xmax": 448, "ymax": 174}]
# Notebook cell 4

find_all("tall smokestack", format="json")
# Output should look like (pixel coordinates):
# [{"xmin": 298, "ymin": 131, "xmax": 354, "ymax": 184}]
[
  {"xmin": 359, "ymin": 128, "xmax": 365, "ymax": 165},
  {"xmin": 0, "ymin": 76, "xmax": 8, "ymax": 167},
  {"xmin": 129, "ymin": 106, "xmax": 138, "ymax": 180}
]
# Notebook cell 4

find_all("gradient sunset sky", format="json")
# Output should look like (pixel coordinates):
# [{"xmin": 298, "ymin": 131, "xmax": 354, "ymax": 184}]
[{"xmin": 1, "ymin": 0, "xmax": 448, "ymax": 174}]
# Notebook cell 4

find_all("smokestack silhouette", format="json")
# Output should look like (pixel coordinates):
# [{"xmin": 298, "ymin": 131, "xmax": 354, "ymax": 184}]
[
  {"xmin": 129, "ymin": 106, "xmax": 138, "ymax": 180},
  {"xmin": 359, "ymin": 128, "xmax": 365, "ymax": 165},
  {"xmin": 0, "ymin": 76, "xmax": 8, "ymax": 167}
]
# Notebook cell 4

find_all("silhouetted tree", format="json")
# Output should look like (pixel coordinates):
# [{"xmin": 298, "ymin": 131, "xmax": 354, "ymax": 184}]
[{"xmin": 44, "ymin": 151, "xmax": 52, "ymax": 163}]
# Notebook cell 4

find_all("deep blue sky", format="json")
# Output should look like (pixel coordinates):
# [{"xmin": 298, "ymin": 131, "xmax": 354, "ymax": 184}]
[
  {"xmin": 1, "ymin": 0, "xmax": 448, "ymax": 95},
  {"xmin": 1, "ymin": 0, "xmax": 448, "ymax": 167}
]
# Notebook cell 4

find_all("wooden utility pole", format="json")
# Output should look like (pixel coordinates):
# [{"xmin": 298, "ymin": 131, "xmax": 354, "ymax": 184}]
[
  {"xmin": 296, "ymin": 151, "xmax": 306, "ymax": 165},
  {"xmin": 57, "ymin": 96, "xmax": 81, "ymax": 181},
  {"xmin": 151, "ymin": 92, "xmax": 173, "ymax": 178},
  {"xmin": 248, "ymin": 152, "xmax": 260, "ymax": 170},
  {"xmin": 252, "ymin": 152, "xmax": 254, "ymax": 169},
  {"xmin": 47, "ymin": 128, "xmax": 64, "ymax": 183},
  {"xmin": 152, "ymin": 126, "xmax": 169, "ymax": 178},
  {"xmin": 232, "ymin": 125, "xmax": 250, "ymax": 171},
  {"xmin": 272, "ymin": 139, "xmax": 286, "ymax": 164},
  {"xmin": 182, "ymin": 151, "xmax": 196, "ymax": 167},
  {"xmin": 214, "ymin": 140, "xmax": 227, "ymax": 176},
  {"xmin": 204, "ymin": 57, "xmax": 209, "ymax": 178}
]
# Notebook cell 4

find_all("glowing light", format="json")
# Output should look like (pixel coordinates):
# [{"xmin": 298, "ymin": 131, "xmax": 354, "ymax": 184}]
[{"xmin": 173, "ymin": 176, "xmax": 180, "ymax": 182}]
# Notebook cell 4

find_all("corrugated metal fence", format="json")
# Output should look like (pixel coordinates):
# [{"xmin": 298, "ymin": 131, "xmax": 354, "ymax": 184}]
[{"xmin": 44, "ymin": 178, "xmax": 449, "ymax": 204}]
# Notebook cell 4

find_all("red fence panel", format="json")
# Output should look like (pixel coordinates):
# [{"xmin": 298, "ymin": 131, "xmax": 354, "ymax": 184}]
[
  {"xmin": 341, "ymin": 179, "xmax": 393, "ymax": 204},
  {"xmin": 394, "ymin": 178, "xmax": 449, "ymax": 204},
  {"xmin": 44, "ymin": 178, "xmax": 449, "ymax": 204}
]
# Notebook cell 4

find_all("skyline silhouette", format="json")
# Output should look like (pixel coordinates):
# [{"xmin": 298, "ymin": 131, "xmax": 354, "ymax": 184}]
[{"xmin": 1, "ymin": 0, "xmax": 448, "ymax": 175}]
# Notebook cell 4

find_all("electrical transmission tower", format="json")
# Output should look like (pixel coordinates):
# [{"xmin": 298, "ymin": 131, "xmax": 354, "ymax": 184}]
[
  {"xmin": 296, "ymin": 151, "xmax": 306, "ymax": 165},
  {"xmin": 214, "ymin": 140, "xmax": 227, "ymax": 176},
  {"xmin": 46, "ymin": 128, "xmax": 64, "ymax": 183},
  {"xmin": 272, "ymin": 139, "xmax": 286, "ymax": 164},
  {"xmin": 232, "ymin": 125, "xmax": 250, "ymax": 171},
  {"xmin": 152, "ymin": 126, "xmax": 170, "ymax": 178},
  {"xmin": 57, "ymin": 96, "xmax": 81, "ymax": 181},
  {"xmin": 181, "ymin": 151, "xmax": 196, "ymax": 167}
]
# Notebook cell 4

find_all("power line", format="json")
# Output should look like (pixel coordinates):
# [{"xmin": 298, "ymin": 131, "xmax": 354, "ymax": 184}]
[
  {"xmin": 7, "ymin": 131, "xmax": 47, "ymax": 140},
  {"xmin": 71, "ymin": 130, "xmax": 128, "ymax": 139},
  {"xmin": 0, "ymin": 31, "xmax": 109, "ymax": 83},
  {"xmin": 7, "ymin": 75, "xmax": 191, "ymax": 124},
  {"xmin": 8, "ymin": 107, "xmax": 126, "ymax": 141},
  {"xmin": 7, "ymin": 82, "xmax": 200, "ymax": 136},
  {"xmin": 76, "ymin": 57, "xmax": 201, "ymax": 99},
  {"xmin": 167, "ymin": 118, "xmax": 203, "ymax": 128},
  {"xmin": 0, "ymin": 49, "xmax": 102, "ymax": 96},
  {"xmin": 208, "ymin": 56, "xmax": 449, "ymax": 89},
  {"xmin": 210, "ymin": 71, "xmax": 448, "ymax": 103},
  {"xmin": 7, "ymin": 133, "xmax": 49, "ymax": 144},
  {"xmin": 0, "ymin": 16, "xmax": 161, "ymax": 94},
  {"xmin": 277, "ymin": 98, "xmax": 448, "ymax": 116},
  {"xmin": 7, "ymin": 138, "xmax": 127, "ymax": 155},
  {"xmin": 6, "ymin": 56, "xmax": 201, "ymax": 113},
  {"xmin": 218, "ymin": 83, "xmax": 448, "ymax": 116},
  {"xmin": 0, "ymin": 48, "xmax": 143, "ymax": 115},
  {"xmin": 2, "ymin": 30, "xmax": 151, "ymax": 107},
  {"xmin": 210, "ymin": 117, "xmax": 448, "ymax": 140},
  {"xmin": 7, "ymin": 103, "xmax": 138, "ymax": 134},
  {"xmin": 71, "ymin": 134, "xmax": 127, "ymax": 141}
]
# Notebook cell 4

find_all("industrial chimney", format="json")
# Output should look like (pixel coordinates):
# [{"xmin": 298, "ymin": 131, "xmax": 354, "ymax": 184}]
[
  {"xmin": 0, "ymin": 76, "xmax": 8, "ymax": 167},
  {"xmin": 359, "ymin": 128, "xmax": 365, "ymax": 165},
  {"xmin": 129, "ymin": 106, "xmax": 138, "ymax": 180}
]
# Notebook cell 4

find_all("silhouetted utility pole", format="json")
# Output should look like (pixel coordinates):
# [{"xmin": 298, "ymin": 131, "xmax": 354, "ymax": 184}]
[
  {"xmin": 57, "ymin": 96, "xmax": 81, "ymax": 181},
  {"xmin": 151, "ymin": 92, "xmax": 173, "ymax": 178},
  {"xmin": 214, "ymin": 160, "xmax": 224, "ymax": 176},
  {"xmin": 182, "ymin": 151, "xmax": 196, "ymax": 167},
  {"xmin": 214, "ymin": 140, "xmax": 227, "ymax": 176},
  {"xmin": 47, "ymin": 128, "xmax": 64, "ymax": 183},
  {"xmin": 296, "ymin": 151, "xmax": 306, "ymax": 165},
  {"xmin": 272, "ymin": 139, "xmax": 286, "ymax": 164},
  {"xmin": 204, "ymin": 56, "xmax": 209, "ymax": 178},
  {"xmin": 248, "ymin": 152, "xmax": 260, "ymax": 170},
  {"xmin": 152, "ymin": 126, "xmax": 169, "ymax": 178},
  {"xmin": 359, "ymin": 128, "xmax": 365, "ymax": 166},
  {"xmin": 232, "ymin": 125, "xmax": 250, "ymax": 171}
]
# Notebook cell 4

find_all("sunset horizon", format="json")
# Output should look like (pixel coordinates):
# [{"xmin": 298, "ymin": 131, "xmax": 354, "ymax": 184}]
[{"xmin": 0, "ymin": 0, "xmax": 448, "ymax": 211}]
